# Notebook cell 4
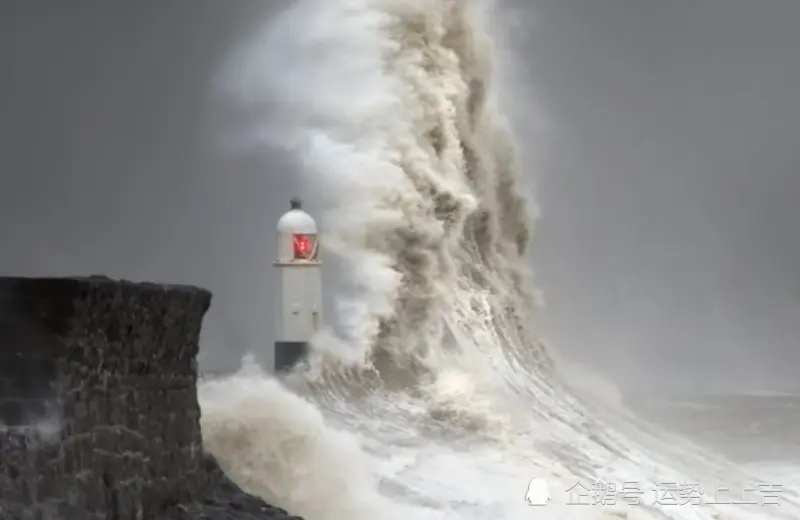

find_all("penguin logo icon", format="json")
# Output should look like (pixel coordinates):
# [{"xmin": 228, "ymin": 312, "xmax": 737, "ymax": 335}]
[{"xmin": 525, "ymin": 477, "xmax": 551, "ymax": 506}]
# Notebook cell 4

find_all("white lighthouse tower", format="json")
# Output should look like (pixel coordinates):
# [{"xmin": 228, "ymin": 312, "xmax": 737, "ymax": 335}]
[{"xmin": 273, "ymin": 197, "xmax": 322, "ymax": 371}]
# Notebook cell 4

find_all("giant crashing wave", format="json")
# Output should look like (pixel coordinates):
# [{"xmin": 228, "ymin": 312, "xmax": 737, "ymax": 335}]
[{"xmin": 198, "ymin": 1, "xmax": 800, "ymax": 519}]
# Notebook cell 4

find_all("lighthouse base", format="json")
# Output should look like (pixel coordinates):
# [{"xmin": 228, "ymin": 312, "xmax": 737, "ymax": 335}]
[{"xmin": 274, "ymin": 341, "xmax": 308, "ymax": 372}]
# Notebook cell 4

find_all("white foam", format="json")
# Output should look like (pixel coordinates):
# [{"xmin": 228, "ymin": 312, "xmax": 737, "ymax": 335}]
[{"xmin": 199, "ymin": 358, "xmax": 396, "ymax": 520}]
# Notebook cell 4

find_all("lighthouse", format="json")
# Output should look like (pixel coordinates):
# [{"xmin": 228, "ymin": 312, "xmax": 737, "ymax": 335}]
[{"xmin": 273, "ymin": 197, "xmax": 322, "ymax": 371}]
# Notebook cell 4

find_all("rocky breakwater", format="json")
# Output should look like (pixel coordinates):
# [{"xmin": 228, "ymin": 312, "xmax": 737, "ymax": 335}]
[{"xmin": 0, "ymin": 276, "xmax": 301, "ymax": 520}]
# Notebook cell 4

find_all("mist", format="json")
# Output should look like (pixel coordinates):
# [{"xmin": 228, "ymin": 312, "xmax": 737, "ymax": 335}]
[{"xmin": 1, "ymin": 0, "xmax": 797, "ymax": 394}]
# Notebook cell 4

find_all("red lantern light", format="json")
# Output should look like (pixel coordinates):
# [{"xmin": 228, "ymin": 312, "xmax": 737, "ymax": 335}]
[{"xmin": 293, "ymin": 234, "xmax": 311, "ymax": 259}]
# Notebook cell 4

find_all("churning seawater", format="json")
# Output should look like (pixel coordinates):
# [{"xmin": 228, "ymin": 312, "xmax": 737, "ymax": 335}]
[{"xmin": 195, "ymin": 1, "xmax": 800, "ymax": 519}]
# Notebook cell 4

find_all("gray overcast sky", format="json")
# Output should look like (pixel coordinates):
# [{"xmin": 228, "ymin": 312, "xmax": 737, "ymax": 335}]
[{"xmin": 1, "ymin": 1, "xmax": 797, "ymax": 393}]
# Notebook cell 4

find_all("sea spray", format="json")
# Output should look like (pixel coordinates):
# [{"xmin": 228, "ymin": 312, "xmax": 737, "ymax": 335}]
[
  {"xmin": 201, "ymin": 1, "xmax": 800, "ymax": 519},
  {"xmin": 199, "ymin": 357, "xmax": 396, "ymax": 520}
]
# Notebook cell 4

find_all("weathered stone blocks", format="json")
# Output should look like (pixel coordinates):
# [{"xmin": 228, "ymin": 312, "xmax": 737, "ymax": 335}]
[{"xmin": 0, "ymin": 276, "xmax": 302, "ymax": 520}]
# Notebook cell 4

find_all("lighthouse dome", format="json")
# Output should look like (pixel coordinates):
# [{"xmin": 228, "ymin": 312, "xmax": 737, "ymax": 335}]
[
  {"xmin": 276, "ymin": 198, "xmax": 317, "ymax": 234},
  {"xmin": 275, "ymin": 198, "xmax": 319, "ymax": 263}
]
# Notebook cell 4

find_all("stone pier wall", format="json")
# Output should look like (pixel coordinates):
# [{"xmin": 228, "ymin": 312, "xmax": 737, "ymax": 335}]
[{"xmin": 0, "ymin": 276, "xmax": 299, "ymax": 520}]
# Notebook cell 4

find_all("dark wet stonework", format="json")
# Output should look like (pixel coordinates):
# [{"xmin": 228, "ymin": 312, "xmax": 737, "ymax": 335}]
[{"xmin": 0, "ymin": 276, "xmax": 302, "ymax": 520}]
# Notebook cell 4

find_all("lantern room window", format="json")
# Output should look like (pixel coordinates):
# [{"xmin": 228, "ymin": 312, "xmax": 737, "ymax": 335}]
[{"xmin": 292, "ymin": 233, "xmax": 312, "ymax": 260}]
